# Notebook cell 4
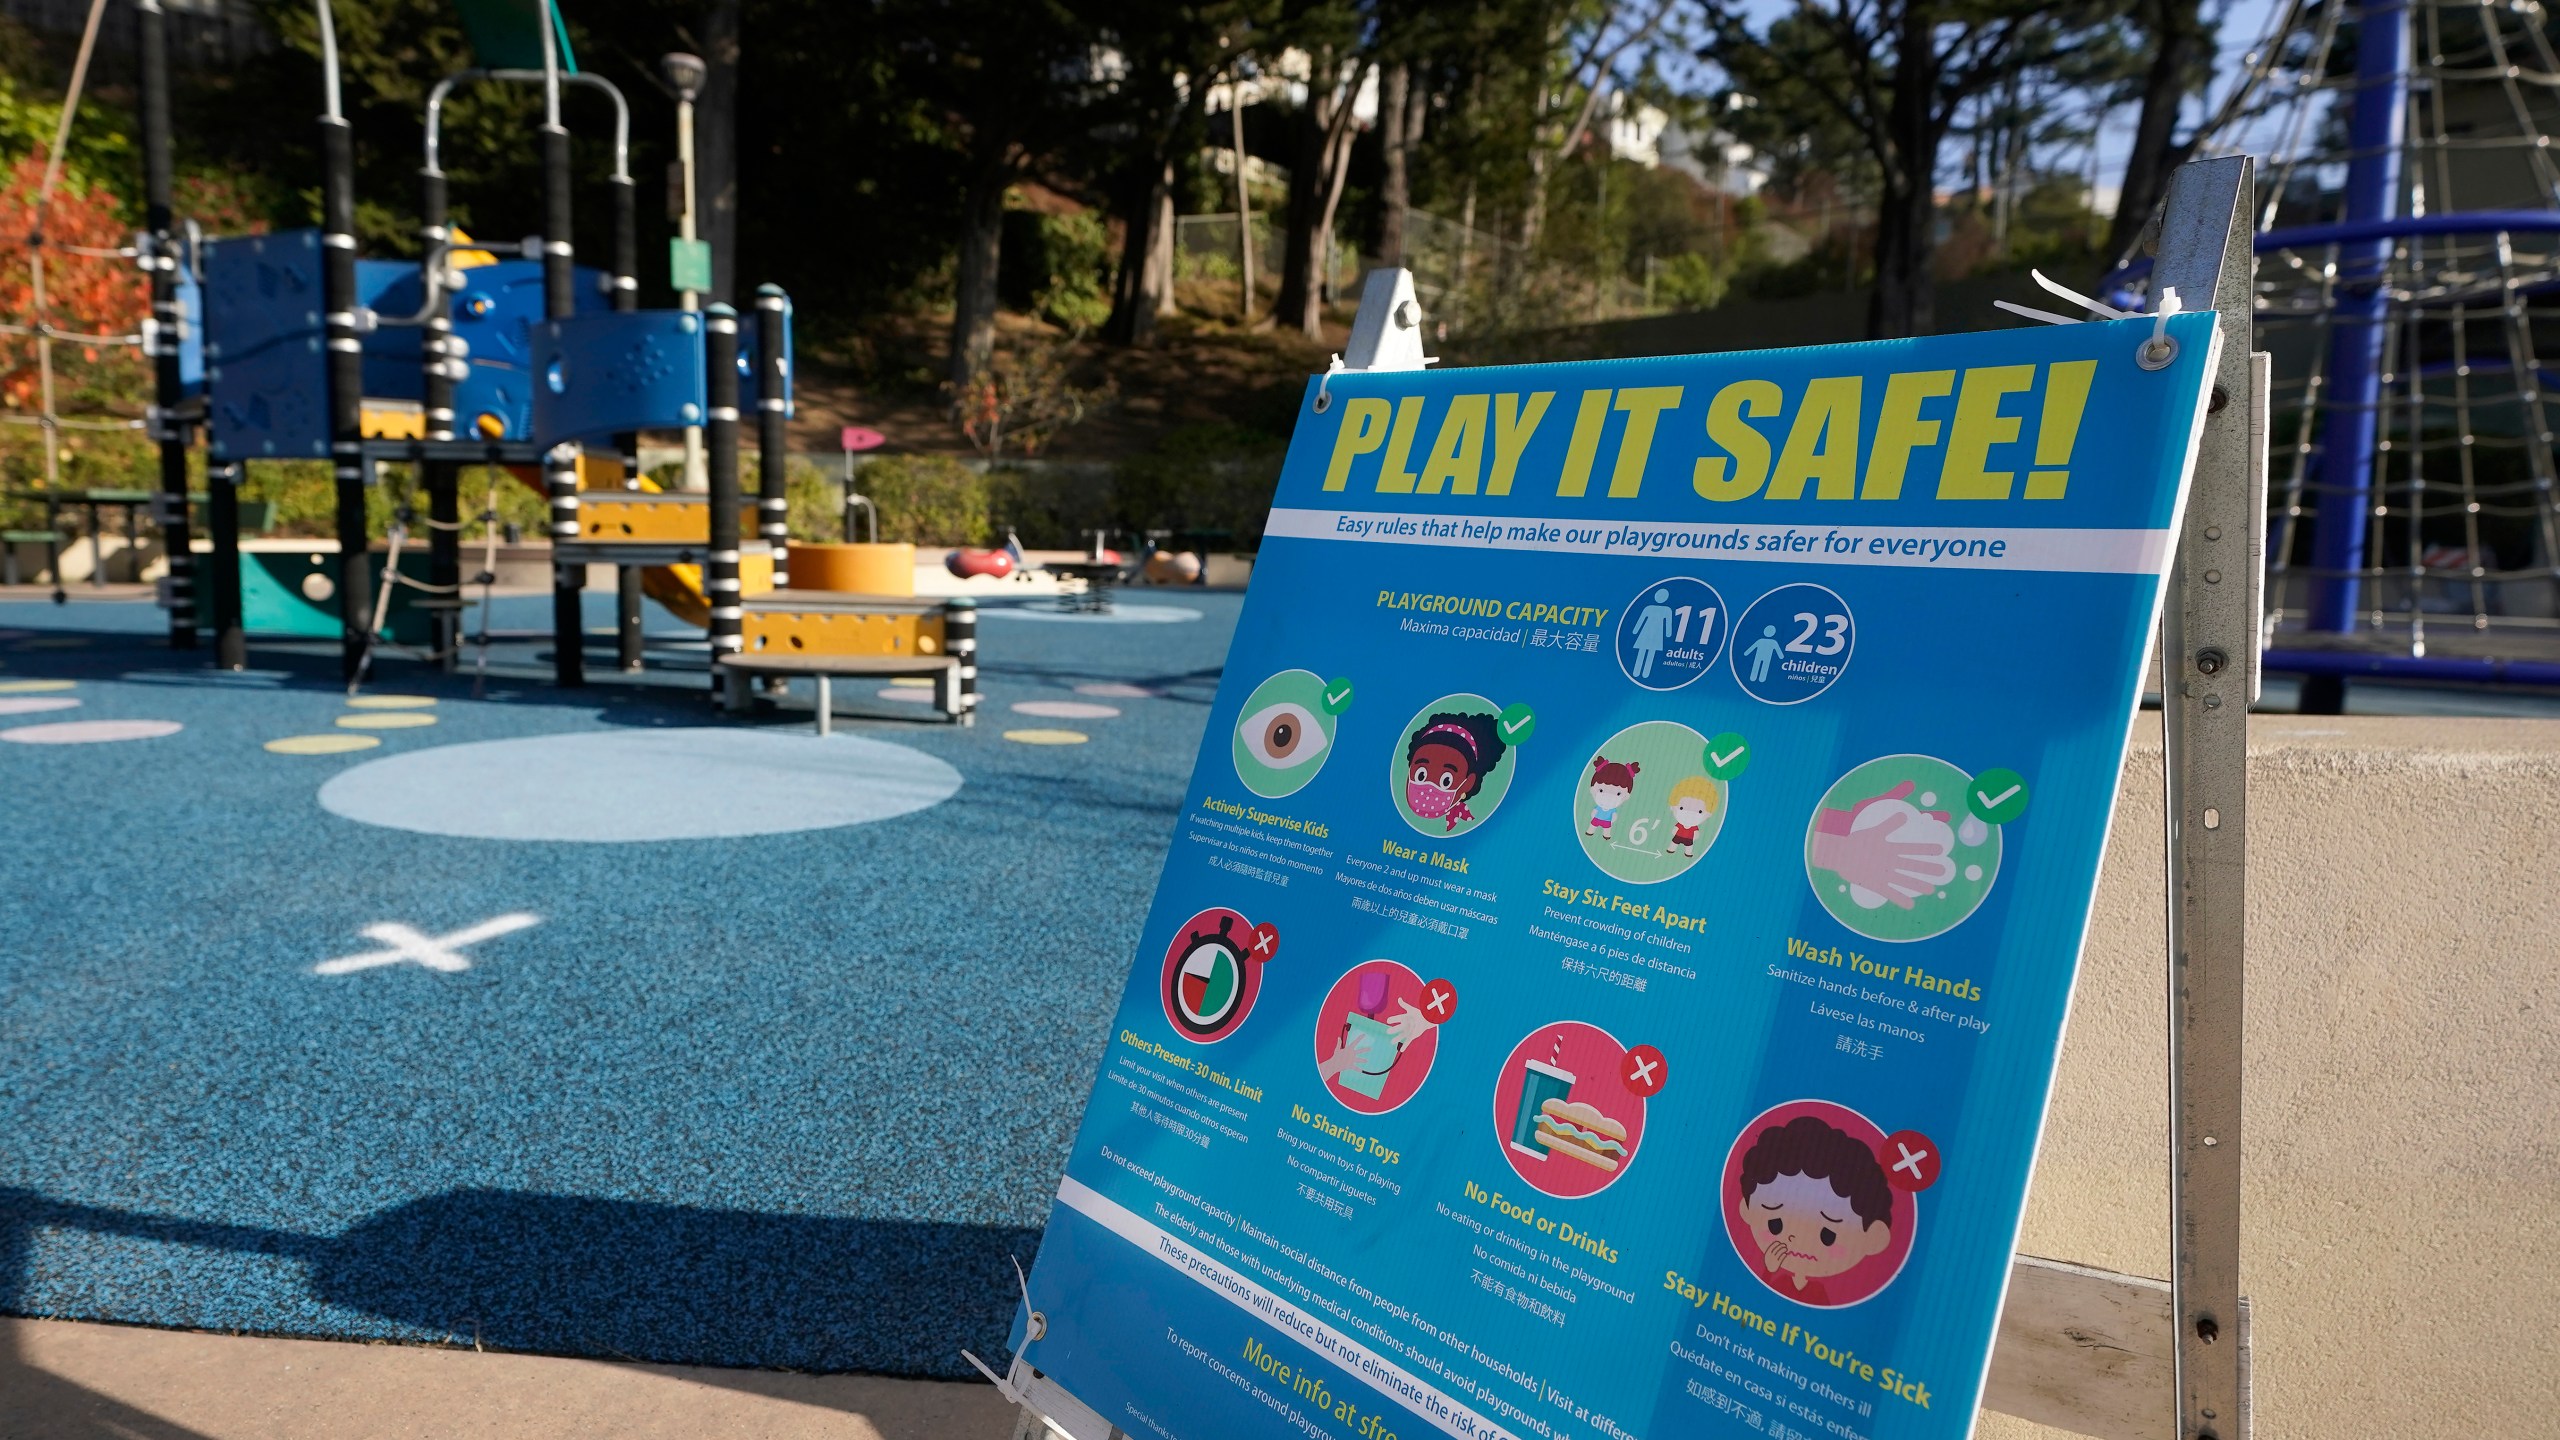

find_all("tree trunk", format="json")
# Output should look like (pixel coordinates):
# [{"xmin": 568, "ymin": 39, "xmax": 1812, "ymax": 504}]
[
  {"xmin": 1153, "ymin": 180, "xmax": 1179, "ymax": 317},
  {"xmin": 1867, "ymin": 0, "xmax": 1942, "ymax": 339},
  {"xmin": 1520, "ymin": 147, "xmax": 1551, "ymax": 252},
  {"xmin": 1378, "ymin": 63, "xmax": 1411, "ymax": 265},
  {"xmin": 1274, "ymin": 56, "xmax": 1334, "ymax": 334},
  {"xmin": 1870, "ymin": 180, "xmax": 1935, "ymax": 338},
  {"xmin": 949, "ymin": 159, "xmax": 1007, "ymax": 387},
  {"xmin": 1106, "ymin": 159, "xmax": 1177, "ymax": 346},
  {"xmin": 1277, "ymin": 55, "xmax": 1371, "ymax": 336},
  {"xmin": 2108, "ymin": 0, "xmax": 2206, "ymax": 259},
  {"xmin": 1232, "ymin": 87, "xmax": 1256, "ymax": 320},
  {"xmin": 698, "ymin": 0, "xmax": 742, "ymax": 303}
]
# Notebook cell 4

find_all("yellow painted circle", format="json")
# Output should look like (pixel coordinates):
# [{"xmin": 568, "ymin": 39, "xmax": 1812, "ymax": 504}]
[
  {"xmin": 1003, "ymin": 728, "xmax": 1089, "ymax": 746},
  {"xmin": 0, "ymin": 679, "xmax": 75, "ymax": 693},
  {"xmin": 336, "ymin": 712, "xmax": 439, "ymax": 730},
  {"xmin": 345, "ymin": 694, "xmax": 438, "ymax": 710},
  {"xmin": 267, "ymin": 733, "xmax": 383, "ymax": 755}
]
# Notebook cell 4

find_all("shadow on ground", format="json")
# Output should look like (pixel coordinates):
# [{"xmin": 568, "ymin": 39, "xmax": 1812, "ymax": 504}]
[{"xmin": 2, "ymin": 1187, "xmax": 1036, "ymax": 1390}]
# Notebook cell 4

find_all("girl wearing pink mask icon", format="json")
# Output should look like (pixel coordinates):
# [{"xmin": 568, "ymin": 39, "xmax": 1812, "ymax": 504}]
[{"xmin": 1404, "ymin": 712, "xmax": 1507, "ymax": 833}]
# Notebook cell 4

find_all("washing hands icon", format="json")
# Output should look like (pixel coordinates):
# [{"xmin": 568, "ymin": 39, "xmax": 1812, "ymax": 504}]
[{"xmin": 1809, "ymin": 781, "xmax": 1958, "ymax": 910}]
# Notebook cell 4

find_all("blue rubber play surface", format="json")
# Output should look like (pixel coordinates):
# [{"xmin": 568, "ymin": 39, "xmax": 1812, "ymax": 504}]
[{"xmin": 0, "ymin": 587, "xmax": 1236, "ymax": 1377}]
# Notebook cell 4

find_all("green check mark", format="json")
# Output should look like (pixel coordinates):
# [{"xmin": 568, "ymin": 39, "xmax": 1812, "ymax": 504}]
[
  {"xmin": 1321, "ymin": 677, "xmax": 1356, "ymax": 715},
  {"xmin": 1496, "ymin": 703, "xmax": 1537, "ymax": 744},
  {"xmin": 1703, "ymin": 732, "xmax": 1751, "ymax": 781},
  {"xmin": 1968, "ymin": 767, "xmax": 2030, "ymax": 823}
]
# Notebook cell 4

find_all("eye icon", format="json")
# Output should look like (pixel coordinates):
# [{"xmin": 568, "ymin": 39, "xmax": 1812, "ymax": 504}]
[
  {"xmin": 1230, "ymin": 669, "xmax": 1343, "ymax": 799},
  {"xmin": 1242, "ymin": 702, "xmax": 1327, "ymax": 770}
]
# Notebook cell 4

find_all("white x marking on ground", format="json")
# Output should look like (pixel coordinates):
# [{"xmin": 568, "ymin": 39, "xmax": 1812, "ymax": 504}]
[
  {"xmin": 1893, "ymin": 1141, "xmax": 1931, "ymax": 1177},
  {"xmin": 314, "ymin": 913, "xmax": 540, "ymax": 975}
]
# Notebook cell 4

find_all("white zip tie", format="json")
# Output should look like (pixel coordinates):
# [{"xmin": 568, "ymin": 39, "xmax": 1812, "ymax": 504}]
[
  {"xmin": 2138, "ymin": 286, "xmax": 2184, "ymax": 370},
  {"xmin": 2033, "ymin": 268, "xmax": 2130, "ymax": 319},
  {"xmin": 1313, "ymin": 354, "xmax": 1343, "ymax": 414}
]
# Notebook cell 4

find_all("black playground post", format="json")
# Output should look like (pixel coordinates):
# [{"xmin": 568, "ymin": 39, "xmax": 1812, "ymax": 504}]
[
  {"xmin": 138, "ymin": 0, "xmax": 195, "ymax": 649},
  {"xmin": 207, "ymin": 460, "xmax": 246, "ymax": 668},
  {"xmin": 612, "ymin": 154, "xmax": 645, "ymax": 670},
  {"xmin": 320, "ymin": 78, "xmax": 369, "ymax": 685},
  {"xmin": 540, "ymin": 82, "xmax": 584, "ymax": 687},
  {"xmin": 705, "ymin": 304, "xmax": 743, "ymax": 685},
  {"xmin": 420, "ymin": 143, "xmax": 461, "ymax": 671},
  {"xmin": 755, "ymin": 285, "xmax": 789, "ymax": 588}
]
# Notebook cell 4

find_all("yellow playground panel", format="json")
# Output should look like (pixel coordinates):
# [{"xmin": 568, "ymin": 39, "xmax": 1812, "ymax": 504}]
[
  {"xmin": 576, "ymin": 493, "xmax": 763, "ymax": 543},
  {"xmin": 742, "ymin": 595, "xmax": 946, "ymax": 658}
]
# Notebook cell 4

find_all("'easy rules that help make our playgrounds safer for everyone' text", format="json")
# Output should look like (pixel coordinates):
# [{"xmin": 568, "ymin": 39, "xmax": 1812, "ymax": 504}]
[{"xmin": 1011, "ymin": 312, "xmax": 2221, "ymax": 1440}]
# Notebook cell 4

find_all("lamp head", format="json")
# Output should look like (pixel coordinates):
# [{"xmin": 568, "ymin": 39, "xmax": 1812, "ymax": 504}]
[{"xmin": 660, "ymin": 52, "xmax": 707, "ymax": 103}]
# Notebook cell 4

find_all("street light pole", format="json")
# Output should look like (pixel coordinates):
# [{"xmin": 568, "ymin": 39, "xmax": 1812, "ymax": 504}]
[{"xmin": 663, "ymin": 52, "xmax": 708, "ymax": 490}]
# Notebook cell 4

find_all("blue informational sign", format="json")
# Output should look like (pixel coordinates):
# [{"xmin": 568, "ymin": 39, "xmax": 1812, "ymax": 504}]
[{"xmin": 1013, "ymin": 313, "xmax": 2220, "ymax": 1440}]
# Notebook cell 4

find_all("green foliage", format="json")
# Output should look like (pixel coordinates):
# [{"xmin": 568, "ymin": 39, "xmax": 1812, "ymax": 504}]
[
  {"xmin": 853, "ymin": 454, "xmax": 998, "ymax": 547},
  {"xmin": 1650, "ymin": 251, "xmax": 1731, "ymax": 311},
  {"xmin": 1112, "ymin": 423, "xmax": 1283, "ymax": 547},
  {"xmin": 984, "ymin": 464, "xmax": 1113, "ymax": 548},
  {"xmin": 845, "ymin": 422, "xmax": 1284, "ymax": 552},
  {"xmin": 1001, "ymin": 207, "xmax": 1113, "ymax": 333}
]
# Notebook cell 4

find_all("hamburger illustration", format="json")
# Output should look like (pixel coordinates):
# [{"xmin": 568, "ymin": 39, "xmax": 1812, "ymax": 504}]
[{"xmin": 1534, "ymin": 1099, "xmax": 1628, "ymax": 1172}]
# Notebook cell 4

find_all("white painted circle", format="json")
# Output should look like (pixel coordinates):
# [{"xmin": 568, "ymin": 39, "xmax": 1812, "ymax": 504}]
[
  {"xmin": 317, "ymin": 728, "xmax": 963, "ymax": 842},
  {"xmin": 980, "ymin": 604, "xmax": 1200, "ymax": 624},
  {"xmin": 300, "ymin": 572, "xmax": 336, "ymax": 602},
  {"xmin": 0, "ymin": 697, "xmax": 79, "ymax": 715},
  {"xmin": 1076, "ymin": 682, "xmax": 1163, "ymax": 699},
  {"xmin": 1, "ymin": 719, "xmax": 182, "ymax": 744},
  {"xmin": 875, "ymin": 687, "xmax": 936, "ymax": 704},
  {"xmin": 1011, "ymin": 700, "xmax": 1121, "ymax": 720}
]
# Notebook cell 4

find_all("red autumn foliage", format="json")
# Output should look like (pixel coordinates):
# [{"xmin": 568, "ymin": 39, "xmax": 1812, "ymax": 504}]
[{"xmin": 0, "ymin": 152, "xmax": 148, "ymax": 415}]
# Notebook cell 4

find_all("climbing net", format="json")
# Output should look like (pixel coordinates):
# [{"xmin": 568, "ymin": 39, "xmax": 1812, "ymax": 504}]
[{"xmin": 2172, "ymin": 0, "xmax": 2560, "ymax": 671}]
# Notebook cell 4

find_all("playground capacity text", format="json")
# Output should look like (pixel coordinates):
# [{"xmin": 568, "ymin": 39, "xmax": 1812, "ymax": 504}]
[
  {"xmin": 1319, "ymin": 363, "xmax": 2100, "ymax": 507},
  {"xmin": 1374, "ymin": 590, "xmax": 1609, "ymax": 629}
]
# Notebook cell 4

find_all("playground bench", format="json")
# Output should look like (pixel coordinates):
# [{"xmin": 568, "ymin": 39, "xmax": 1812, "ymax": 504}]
[
  {"xmin": 2, "ymin": 530, "xmax": 62, "ymax": 587},
  {"xmin": 714, "ymin": 652, "xmax": 970, "ymax": 733}
]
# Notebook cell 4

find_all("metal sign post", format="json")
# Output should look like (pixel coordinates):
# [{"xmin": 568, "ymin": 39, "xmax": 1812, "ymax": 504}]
[{"xmin": 2151, "ymin": 155, "xmax": 2259, "ymax": 1440}]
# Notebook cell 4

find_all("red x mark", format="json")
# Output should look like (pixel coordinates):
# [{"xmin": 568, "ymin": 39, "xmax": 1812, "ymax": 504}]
[
  {"xmin": 1620, "ymin": 1043, "xmax": 1668, "ymax": 1098},
  {"xmin": 1420, "ymin": 978, "xmax": 1459, "ymax": 1023},
  {"xmin": 1250, "ymin": 923, "xmax": 1280, "ymax": 961},
  {"xmin": 1883, "ymin": 1129, "xmax": 1941, "ymax": 1191}
]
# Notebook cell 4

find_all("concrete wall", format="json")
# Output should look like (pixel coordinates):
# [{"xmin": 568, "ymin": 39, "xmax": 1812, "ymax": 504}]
[{"xmin": 1982, "ymin": 715, "xmax": 2560, "ymax": 1438}]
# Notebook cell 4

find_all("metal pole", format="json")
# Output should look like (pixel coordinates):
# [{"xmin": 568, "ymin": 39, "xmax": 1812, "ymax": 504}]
[
  {"xmin": 613, "ymin": 148, "xmax": 644, "ymax": 670},
  {"xmin": 421, "ymin": 149, "xmax": 461, "ymax": 671},
  {"xmin": 755, "ymin": 284, "xmax": 789, "ymax": 587},
  {"xmin": 207, "ymin": 459, "xmax": 246, "ymax": 669},
  {"xmin": 2152, "ymin": 153, "xmax": 2259, "ymax": 1440},
  {"xmin": 316, "ymin": 0, "xmax": 368, "ymax": 684},
  {"xmin": 2301, "ymin": 0, "xmax": 2409, "ymax": 712},
  {"xmin": 677, "ymin": 91, "xmax": 706, "ymax": 489},
  {"xmin": 705, "ymin": 304, "xmax": 743, "ymax": 688},
  {"xmin": 540, "ymin": 13, "xmax": 583, "ymax": 687},
  {"xmin": 138, "ymin": 0, "xmax": 195, "ymax": 649}
]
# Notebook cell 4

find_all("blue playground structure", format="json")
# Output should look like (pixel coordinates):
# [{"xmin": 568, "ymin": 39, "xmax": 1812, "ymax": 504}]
[
  {"xmin": 2117, "ymin": 0, "xmax": 2560, "ymax": 708},
  {"xmin": 134, "ymin": 0, "xmax": 794, "ymax": 692}
]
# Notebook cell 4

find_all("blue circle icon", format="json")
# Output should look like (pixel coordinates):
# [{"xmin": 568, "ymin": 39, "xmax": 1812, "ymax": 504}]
[
  {"xmin": 1730, "ymin": 583, "xmax": 1855, "ymax": 705},
  {"xmin": 1613, "ymin": 576, "xmax": 1728, "ymax": 691}
]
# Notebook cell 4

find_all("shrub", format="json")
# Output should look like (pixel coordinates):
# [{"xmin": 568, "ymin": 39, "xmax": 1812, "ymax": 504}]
[
  {"xmin": 1113, "ymin": 423, "xmax": 1283, "ymax": 548},
  {"xmin": 852, "ymin": 454, "xmax": 994, "ymax": 547}
]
